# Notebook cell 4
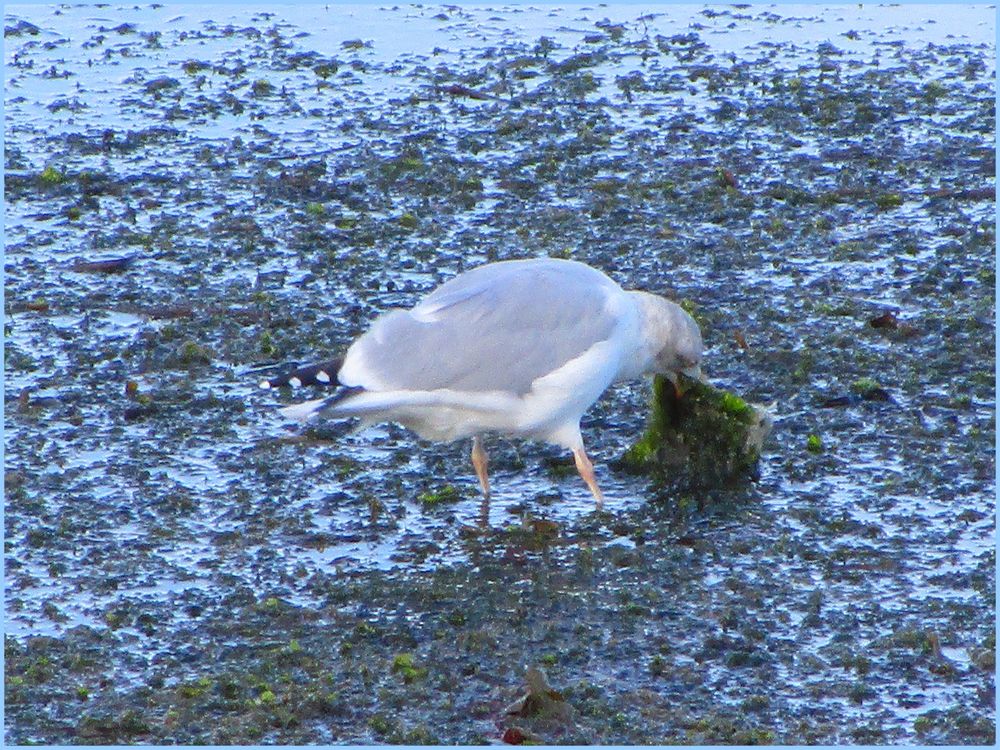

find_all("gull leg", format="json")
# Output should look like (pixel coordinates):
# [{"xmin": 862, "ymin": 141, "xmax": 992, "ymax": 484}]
[
  {"xmin": 471, "ymin": 435, "xmax": 490, "ymax": 499},
  {"xmin": 471, "ymin": 436, "xmax": 491, "ymax": 528},
  {"xmin": 572, "ymin": 445, "xmax": 604, "ymax": 510}
]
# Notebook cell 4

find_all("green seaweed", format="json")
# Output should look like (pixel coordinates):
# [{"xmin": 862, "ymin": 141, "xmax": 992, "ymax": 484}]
[
  {"xmin": 418, "ymin": 484, "xmax": 461, "ymax": 506},
  {"xmin": 391, "ymin": 653, "xmax": 428, "ymax": 683},
  {"xmin": 619, "ymin": 375, "xmax": 769, "ymax": 489},
  {"xmin": 875, "ymin": 193, "xmax": 904, "ymax": 210},
  {"xmin": 850, "ymin": 377, "xmax": 882, "ymax": 397},
  {"xmin": 39, "ymin": 165, "xmax": 65, "ymax": 185}
]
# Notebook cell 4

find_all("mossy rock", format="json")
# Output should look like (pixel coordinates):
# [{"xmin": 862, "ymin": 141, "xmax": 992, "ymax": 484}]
[{"xmin": 618, "ymin": 375, "xmax": 772, "ymax": 489}]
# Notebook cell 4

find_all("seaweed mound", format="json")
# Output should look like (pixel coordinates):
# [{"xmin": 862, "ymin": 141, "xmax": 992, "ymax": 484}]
[{"xmin": 620, "ymin": 374, "xmax": 772, "ymax": 489}]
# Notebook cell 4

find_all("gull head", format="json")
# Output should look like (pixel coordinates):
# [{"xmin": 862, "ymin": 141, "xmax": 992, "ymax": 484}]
[{"xmin": 632, "ymin": 292, "xmax": 704, "ymax": 381}]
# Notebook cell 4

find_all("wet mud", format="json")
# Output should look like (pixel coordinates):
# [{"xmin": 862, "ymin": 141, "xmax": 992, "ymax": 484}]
[{"xmin": 4, "ymin": 4, "xmax": 995, "ymax": 744}]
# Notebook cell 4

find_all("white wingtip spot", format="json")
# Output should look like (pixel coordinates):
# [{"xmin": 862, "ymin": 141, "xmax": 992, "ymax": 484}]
[
  {"xmin": 316, "ymin": 370, "xmax": 330, "ymax": 383},
  {"xmin": 259, "ymin": 380, "xmax": 272, "ymax": 390},
  {"xmin": 289, "ymin": 376, "xmax": 302, "ymax": 387}
]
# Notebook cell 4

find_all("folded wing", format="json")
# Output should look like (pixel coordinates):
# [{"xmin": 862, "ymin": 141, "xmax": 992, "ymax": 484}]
[{"xmin": 338, "ymin": 259, "xmax": 624, "ymax": 396}]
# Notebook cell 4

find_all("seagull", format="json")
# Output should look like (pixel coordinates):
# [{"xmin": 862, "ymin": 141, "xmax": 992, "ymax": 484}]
[{"xmin": 263, "ymin": 258, "xmax": 703, "ymax": 508}]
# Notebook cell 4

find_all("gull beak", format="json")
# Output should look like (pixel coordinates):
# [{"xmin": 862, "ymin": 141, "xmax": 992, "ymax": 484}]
[
  {"xmin": 681, "ymin": 364, "xmax": 706, "ymax": 383},
  {"xmin": 663, "ymin": 365, "xmax": 705, "ymax": 399},
  {"xmin": 661, "ymin": 362, "xmax": 705, "ymax": 398}
]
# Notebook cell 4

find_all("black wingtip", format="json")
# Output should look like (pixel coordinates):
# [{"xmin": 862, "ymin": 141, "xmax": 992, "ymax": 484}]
[{"xmin": 260, "ymin": 356, "xmax": 344, "ymax": 389}]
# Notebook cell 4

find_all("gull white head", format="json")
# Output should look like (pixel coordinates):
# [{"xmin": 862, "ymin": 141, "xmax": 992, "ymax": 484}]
[{"xmin": 631, "ymin": 291, "xmax": 704, "ymax": 381}]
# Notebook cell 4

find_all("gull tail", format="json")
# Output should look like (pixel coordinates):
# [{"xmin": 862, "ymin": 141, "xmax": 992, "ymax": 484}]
[
  {"xmin": 278, "ymin": 386, "xmax": 365, "ymax": 421},
  {"xmin": 279, "ymin": 388, "xmax": 521, "ymax": 424}
]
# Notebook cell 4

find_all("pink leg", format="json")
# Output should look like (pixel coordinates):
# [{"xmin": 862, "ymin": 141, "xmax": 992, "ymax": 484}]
[
  {"xmin": 471, "ymin": 435, "xmax": 490, "ymax": 499},
  {"xmin": 572, "ymin": 445, "xmax": 604, "ymax": 509}
]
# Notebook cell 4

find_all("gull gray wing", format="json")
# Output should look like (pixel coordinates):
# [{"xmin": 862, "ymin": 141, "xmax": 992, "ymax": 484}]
[{"xmin": 338, "ymin": 259, "xmax": 625, "ymax": 395}]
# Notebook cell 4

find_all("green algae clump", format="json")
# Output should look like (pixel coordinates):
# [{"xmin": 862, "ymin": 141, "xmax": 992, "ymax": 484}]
[
  {"xmin": 418, "ymin": 484, "xmax": 461, "ymax": 507},
  {"xmin": 39, "ymin": 165, "xmax": 65, "ymax": 185},
  {"xmin": 620, "ymin": 375, "xmax": 771, "ymax": 489},
  {"xmin": 391, "ymin": 653, "xmax": 428, "ymax": 683}
]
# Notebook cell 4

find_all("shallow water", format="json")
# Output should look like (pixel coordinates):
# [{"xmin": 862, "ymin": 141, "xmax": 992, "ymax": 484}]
[{"xmin": 4, "ymin": 3, "xmax": 995, "ymax": 745}]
